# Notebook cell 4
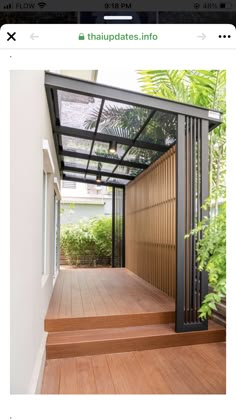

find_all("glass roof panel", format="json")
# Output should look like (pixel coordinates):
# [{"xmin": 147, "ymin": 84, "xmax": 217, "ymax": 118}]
[
  {"xmin": 107, "ymin": 178, "xmax": 130, "ymax": 185},
  {"xmin": 123, "ymin": 146, "xmax": 162, "ymax": 165},
  {"xmin": 97, "ymin": 100, "xmax": 151, "ymax": 139},
  {"xmin": 63, "ymin": 156, "xmax": 88, "ymax": 169},
  {"xmin": 64, "ymin": 171, "xmax": 85, "ymax": 179},
  {"xmin": 92, "ymin": 141, "xmax": 109, "ymax": 157},
  {"xmin": 58, "ymin": 90, "xmax": 102, "ymax": 131},
  {"xmin": 114, "ymin": 165, "xmax": 142, "ymax": 177},
  {"xmin": 137, "ymin": 110, "xmax": 177, "ymax": 146},
  {"xmin": 61, "ymin": 136, "xmax": 92, "ymax": 154},
  {"xmin": 93, "ymin": 141, "xmax": 128, "ymax": 160},
  {"xmin": 88, "ymin": 160, "xmax": 116, "ymax": 173},
  {"xmin": 85, "ymin": 174, "xmax": 107, "ymax": 182}
]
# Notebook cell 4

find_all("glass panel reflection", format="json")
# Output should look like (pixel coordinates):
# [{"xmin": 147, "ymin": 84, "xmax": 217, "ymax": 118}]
[
  {"xmin": 64, "ymin": 171, "xmax": 85, "ymax": 179},
  {"xmin": 93, "ymin": 141, "xmax": 128, "ymax": 160},
  {"xmin": 88, "ymin": 160, "xmax": 116, "ymax": 173},
  {"xmin": 97, "ymin": 100, "xmax": 151, "ymax": 139},
  {"xmin": 123, "ymin": 146, "xmax": 162, "ymax": 165},
  {"xmin": 63, "ymin": 156, "xmax": 88, "ymax": 169},
  {"xmin": 137, "ymin": 110, "xmax": 177, "ymax": 146},
  {"xmin": 114, "ymin": 165, "xmax": 142, "ymax": 177},
  {"xmin": 61, "ymin": 136, "xmax": 92, "ymax": 154},
  {"xmin": 58, "ymin": 90, "xmax": 102, "ymax": 131}
]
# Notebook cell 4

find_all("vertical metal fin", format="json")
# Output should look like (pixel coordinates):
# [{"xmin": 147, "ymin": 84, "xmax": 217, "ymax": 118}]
[{"xmin": 176, "ymin": 116, "xmax": 209, "ymax": 332}]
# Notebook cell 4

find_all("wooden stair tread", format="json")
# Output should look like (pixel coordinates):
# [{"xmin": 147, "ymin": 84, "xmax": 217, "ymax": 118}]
[
  {"xmin": 47, "ymin": 320, "xmax": 224, "ymax": 346},
  {"xmin": 47, "ymin": 323, "xmax": 175, "ymax": 345},
  {"xmin": 46, "ymin": 320, "xmax": 225, "ymax": 359},
  {"xmin": 45, "ymin": 311, "xmax": 175, "ymax": 332}
]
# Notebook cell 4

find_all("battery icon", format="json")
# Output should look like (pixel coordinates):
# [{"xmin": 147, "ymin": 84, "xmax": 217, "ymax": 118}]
[{"xmin": 220, "ymin": 2, "xmax": 232, "ymax": 8}]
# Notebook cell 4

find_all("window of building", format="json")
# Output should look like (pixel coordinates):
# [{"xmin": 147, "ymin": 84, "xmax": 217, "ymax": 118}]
[
  {"xmin": 62, "ymin": 180, "xmax": 76, "ymax": 189},
  {"xmin": 42, "ymin": 171, "xmax": 47, "ymax": 275},
  {"xmin": 53, "ymin": 192, "xmax": 60, "ymax": 281}
]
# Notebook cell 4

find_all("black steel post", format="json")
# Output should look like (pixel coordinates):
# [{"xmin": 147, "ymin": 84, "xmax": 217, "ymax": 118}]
[
  {"xmin": 122, "ymin": 187, "xmax": 126, "ymax": 267},
  {"xmin": 200, "ymin": 119, "xmax": 209, "ymax": 329},
  {"xmin": 176, "ymin": 114, "xmax": 186, "ymax": 332},
  {"xmin": 112, "ymin": 186, "xmax": 115, "ymax": 268},
  {"xmin": 176, "ymin": 116, "xmax": 209, "ymax": 332}
]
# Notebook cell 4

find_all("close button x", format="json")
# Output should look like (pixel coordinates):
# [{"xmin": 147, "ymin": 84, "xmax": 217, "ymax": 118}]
[{"xmin": 7, "ymin": 32, "xmax": 16, "ymax": 41}]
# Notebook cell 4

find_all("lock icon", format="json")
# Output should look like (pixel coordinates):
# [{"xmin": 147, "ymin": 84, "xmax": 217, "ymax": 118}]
[{"xmin": 78, "ymin": 33, "xmax": 85, "ymax": 41}]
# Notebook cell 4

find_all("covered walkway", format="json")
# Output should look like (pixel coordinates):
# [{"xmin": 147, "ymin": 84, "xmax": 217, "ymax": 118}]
[
  {"xmin": 42, "ymin": 268, "xmax": 225, "ymax": 394},
  {"xmin": 45, "ymin": 268, "xmax": 175, "ymax": 324},
  {"xmin": 45, "ymin": 72, "xmax": 223, "ymax": 332},
  {"xmin": 41, "ymin": 73, "xmax": 226, "ymax": 394}
]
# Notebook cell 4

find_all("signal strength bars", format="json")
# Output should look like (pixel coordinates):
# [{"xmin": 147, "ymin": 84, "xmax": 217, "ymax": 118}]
[{"xmin": 3, "ymin": 2, "xmax": 13, "ymax": 8}]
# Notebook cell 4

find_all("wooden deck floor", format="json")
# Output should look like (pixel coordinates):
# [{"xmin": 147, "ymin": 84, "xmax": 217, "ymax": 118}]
[
  {"xmin": 45, "ymin": 268, "xmax": 175, "ymax": 327},
  {"xmin": 42, "ymin": 268, "xmax": 225, "ymax": 394},
  {"xmin": 41, "ymin": 342, "xmax": 226, "ymax": 394}
]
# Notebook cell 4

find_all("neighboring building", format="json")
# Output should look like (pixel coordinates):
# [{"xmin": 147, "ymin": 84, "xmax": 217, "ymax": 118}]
[{"xmin": 61, "ymin": 181, "xmax": 112, "ymax": 224}]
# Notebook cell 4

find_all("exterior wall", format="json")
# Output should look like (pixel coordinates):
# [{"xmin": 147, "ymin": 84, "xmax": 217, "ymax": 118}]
[
  {"xmin": 10, "ymin": 71, "xmax": 60, "ymax": 394},
  {"xmin": 60, "ymin": 70, "xmax": 98, "ymax": 81},
  {"xmin": 61, "ymin": 182, "xmax": 112, "ymax": 224},
  {"xmin": 10, "ymin": 69, "xmax": 98, "ymax": 394},
  {"xmin": 61, "ymin": 203, "xmax": 105, "ymax": 224},
  {"xmin": 125, "ymin": 146, "xmax": 176, "ymax": 298}
]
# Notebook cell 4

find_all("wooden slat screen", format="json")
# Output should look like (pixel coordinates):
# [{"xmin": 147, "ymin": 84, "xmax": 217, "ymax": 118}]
[{"xmin": 125, "ymin": 146, "xmax": 176, "ymax": 298}]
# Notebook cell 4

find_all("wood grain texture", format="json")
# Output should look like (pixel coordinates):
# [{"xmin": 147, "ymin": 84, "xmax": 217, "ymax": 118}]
[
  {"xmin": 46, "ymin": 321, "xmax": 225, "ymax": 360},
  {"xmin": 45, "ymin": 311, "xmax": 175, "ymax": 332},
  {"xmin": 41, "ymin": 342, "xmax": 226, "ymax": 394},
  {"xmin": 126, "ymin": 146, "xmax": 176, "ymax": 297},
  {"xmin": 45, "ymin": 268, "xmax": 175, "ymax": 331}
]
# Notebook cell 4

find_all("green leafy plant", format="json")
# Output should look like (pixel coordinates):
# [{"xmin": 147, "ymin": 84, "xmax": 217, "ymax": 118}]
[
  {"xmin": 186, "ymin": 202, "xmax": 226, "ymax": 319},
  {"xmin": 60, "ymin": 221, "xmax": 96, "ymax": 266},
  {"xmin": 90, "ymin": 216, "xmax": 112, "ymax": 258},
  {"xmin": 60, "ymin": 217, "xmax": 112, "ymax": 266},
  {"xmin": 137, "ymin": 70, "xmax": 226, "ymax": 319}
]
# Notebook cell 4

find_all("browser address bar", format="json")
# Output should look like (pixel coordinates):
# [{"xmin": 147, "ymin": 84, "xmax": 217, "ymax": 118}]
[{"xmin": 0, "ymin": 24, "xmax": 235, "ymax": 49}]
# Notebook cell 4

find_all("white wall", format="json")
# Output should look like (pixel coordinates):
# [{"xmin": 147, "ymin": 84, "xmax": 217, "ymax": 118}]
[
  {"xmin": 60, "ymin": 70, "xmax": 97, "ymax": 81},
  {"xmin": 10, "ymin": 71, "xmax": 60, "ymax": 394}
]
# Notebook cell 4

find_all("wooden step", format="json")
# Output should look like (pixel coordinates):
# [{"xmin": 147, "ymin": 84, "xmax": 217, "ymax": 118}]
[
  {"xmin": 46, "ymin": 321, "xmax": 225, "ymax": 360},
  {"xmin": 45, "ymin": 311, "xmax": 175, "ymax": 332}
]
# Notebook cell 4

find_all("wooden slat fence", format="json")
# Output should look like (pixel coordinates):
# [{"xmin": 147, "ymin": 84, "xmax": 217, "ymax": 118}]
[{"xmin": 125, "ymin": 146, "xmax": 176, "ymax": 298}]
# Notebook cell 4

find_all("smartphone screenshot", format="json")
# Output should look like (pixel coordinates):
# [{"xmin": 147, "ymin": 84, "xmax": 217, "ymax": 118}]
[
  {"xmin": 1, "ymin": 20, "xmax": 235, "ymax": 420},
  {"xmin": 0, "ymin": 1, "xmax": 236, "ymax": 25}
]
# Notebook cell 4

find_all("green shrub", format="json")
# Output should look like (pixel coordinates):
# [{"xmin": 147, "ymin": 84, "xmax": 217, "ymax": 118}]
[
  {"xmin": 60, "ymin": 221, "xmax": 96, "ymax": 266},
  {"xmin": 186, "ymin": 201, "xmax": 226, "ymax": 319},
  {"xmin": 60, "ymin": 216, "xmax": 112, "ymax": 266},
  {"xmin": 90, "ymin": 216, "xmax": 112, "ymax": 258}
]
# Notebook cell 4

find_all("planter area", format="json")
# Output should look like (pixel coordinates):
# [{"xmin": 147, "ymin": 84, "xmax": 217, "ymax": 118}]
[{"xmin": 60, "ymin": 216, "xmax": 112, "ymax": 268}]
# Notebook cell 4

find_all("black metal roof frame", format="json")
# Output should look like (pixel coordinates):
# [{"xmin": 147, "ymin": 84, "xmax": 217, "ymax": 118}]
[{"xmin": 45, "ymin": 71, "xmax": 222, "ymax": 188}]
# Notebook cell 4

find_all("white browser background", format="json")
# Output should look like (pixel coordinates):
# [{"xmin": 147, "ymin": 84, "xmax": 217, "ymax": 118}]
[{"xmin": 1, "ymin": 22, "xmax": 235, "ymax": 420}]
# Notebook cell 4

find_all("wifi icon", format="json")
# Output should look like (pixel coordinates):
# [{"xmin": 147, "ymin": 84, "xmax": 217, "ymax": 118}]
[{"xmin": 38, "ymin": 2, "xmax": 46, "ymax": 8}]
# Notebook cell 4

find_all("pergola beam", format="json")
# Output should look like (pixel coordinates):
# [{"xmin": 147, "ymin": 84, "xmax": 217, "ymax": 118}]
[
  {"xmin": 54, "ymin": 125, "xmax": 169, "ymax": 152},
  {"xmin": 60, "ymin": 149, "xmax": 148, "ymax": 169},
  {"xmin": 62, "ymin": 165, "xmax": 134, "ymax": 180},
  {"xmin": 63, "ymin": 174, "xmax": 125, "ymax": 189},
  {"xmin": 45, "ymin": 72, "xmax": 222, "ymax": 125}
]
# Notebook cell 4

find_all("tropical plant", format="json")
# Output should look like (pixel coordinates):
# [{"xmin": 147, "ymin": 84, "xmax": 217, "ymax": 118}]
[
  {"xmin": 60, "ymin": 221, "xmax": 96, "ymax": 266},
  {"xmin": 90, "ymin": 216, "xmax": 112, "ymax": 258},
  {"xmin": 60, "ymin": 217, "xmax": 112, "ymax": 266},
  {"xmin": 186, "ymin": 202, "xmax": 226, "ymax": 319},
  {"xmin": 137, "ymin": 70, "xmax": 226, "ymax": 198},
  {"xmin": 138, "ymin": 70, "xmax": 226, "ymax": 319},
  {"xmin": 84, "ymin": 103, "xmax": 164, "ymax": 165}
]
